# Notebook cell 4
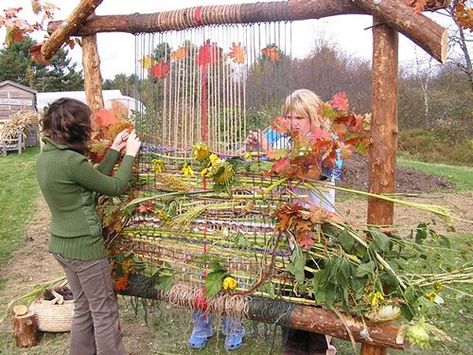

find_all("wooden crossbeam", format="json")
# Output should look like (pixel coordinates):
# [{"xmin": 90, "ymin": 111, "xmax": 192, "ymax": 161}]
[
  {"xmin": 122, "ymin": 274, "xmax": 407, "ymax": 350},
  {"xmin": 46, "ymin": 0, "xmax": 448, "ymax": 63},
  {"xmin": 41, "ymin": 0, "xmax": 103, "ymax": 60}
]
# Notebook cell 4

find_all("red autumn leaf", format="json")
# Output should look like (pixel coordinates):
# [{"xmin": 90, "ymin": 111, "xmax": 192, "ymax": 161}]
[
  {"xmin": 331, "ymin": 92, "xmax": 349, "ymax": 112},
  {"xmin": 93, "ymin": 109, "xmax": 118, "ymax": 128},
  {"xmin": 149, "ymin": 60, "xmax": 170, "ymax": 79},
  {"xmin": 113, "ymin": 276, "xmax": 129, "ymax": 292},
  {"xmin": 271, "ymin": 157, "xmax": 290, "ymax": 174},
  {"xmin": 228, "ymin": 42, "xmax": 246, "ymax": 64},
  {"xmin": 137, "ymin": 202, "xmax": 155, "ymax": 214},
  {"xmin": 198, "ymin": 40, "xmax": 222, "ymax": 67},
  {"xmin": 30, "ymin": 44, "xmax": 49, "ymax": 65},
  {"xmin": 296, "ymin": 231, "xmax": 315, "ymax": 250},
  {"xmin": 193, "ymin": 289, "xmax": 208, "ymax": 312},
  {"xmin": 261, "ymin": 45, "xmax": 280, "ymax": 62}
]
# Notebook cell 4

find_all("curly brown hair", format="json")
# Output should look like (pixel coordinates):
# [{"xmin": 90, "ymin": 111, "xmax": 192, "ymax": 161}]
[{"xmin": 40, "ymin": 98, "xmax": 92, "ymax": 155}]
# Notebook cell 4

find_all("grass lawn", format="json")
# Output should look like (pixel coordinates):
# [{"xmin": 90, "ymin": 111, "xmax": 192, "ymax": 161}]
[
  {"xmin": 0, "ymin": 148, "xmax": 40, "ymax": 267},
  {"xmin": 0, "ymin": 151, "xmax": 471, "ymax": 354}
]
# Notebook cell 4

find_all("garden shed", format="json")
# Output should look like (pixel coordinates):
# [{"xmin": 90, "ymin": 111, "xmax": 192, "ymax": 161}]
[{"xmin": 0, "ymin": 80, "xmax": 39, "ymax": 147}]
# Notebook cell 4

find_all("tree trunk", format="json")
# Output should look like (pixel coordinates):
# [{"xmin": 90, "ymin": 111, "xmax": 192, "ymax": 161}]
[
  {"xmin": 82, "ymin": 34, "xmax": 104, "ymax": 113},
  {"xmin": 41, "ymin": 0, "xmax": 104, "ymax": 60},
  {"xmin": 46, "ymin": 0, "xmax": 447, "ymax": 63},
  {"xmin": 367, "ymin": 19, "xmax": 399, "ymax": 226},
  {"xmin": 365, "ymin": 17, "xmax": 399, "ymax": 355},
  {"xmin": 13, "ymin": 307, "xmax": 39, "ymax": 348}
]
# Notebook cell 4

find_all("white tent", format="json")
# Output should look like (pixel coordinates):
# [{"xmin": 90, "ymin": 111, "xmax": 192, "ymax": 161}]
[{"xmin": 36, "ymin": 90, "xmax": 145, "ymax": 115}]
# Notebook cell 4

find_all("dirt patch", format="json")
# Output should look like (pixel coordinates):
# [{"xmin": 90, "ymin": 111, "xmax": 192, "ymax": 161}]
[{"xmin": 340, "ymin": 153, "xmax": 451, "ymax": 193}]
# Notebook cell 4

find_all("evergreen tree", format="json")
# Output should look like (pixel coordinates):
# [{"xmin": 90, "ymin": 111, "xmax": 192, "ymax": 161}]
[{"xmin": 0, "ymin": 36, "xmax": 83, "ymax": 91}]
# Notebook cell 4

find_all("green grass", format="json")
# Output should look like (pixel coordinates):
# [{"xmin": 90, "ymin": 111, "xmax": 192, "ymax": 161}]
[
  {"xmin": 398, "ymin": 158, "xmax": 473, "ymax": 191},
  {"xmin": 0, "ymin": 148, "xmax": 40, "ymax": 267}
]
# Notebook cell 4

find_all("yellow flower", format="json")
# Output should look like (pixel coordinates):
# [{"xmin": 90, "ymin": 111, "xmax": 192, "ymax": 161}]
[
  {"xmin": 151, "ymin": 159, "xmax": 165, "ymax": 173},
  {"xmin": 181, "ymin": 163, "xmax": 195, "ymax": 177},
  {"xmin": 201, "ymin": 167, "xmax": 209, "ymax": 177},
  {"xmin": 209, "ymin": 153, "xmax": 221, "ymax": 165},
  {"xmin": 193, "ymin": 143, "xmax": 211, "ymax": 162},
  {"xmin": 368, "ymin": 291, "xmax": 384, "ymax": 309},
  {"xmin": 222, "ymin": 276, "xmax": 237, "ymax": 290},
  {"xmin": 243, "ymin": 152, "xmax": 253, "ymax": 161},
  {"xmin": 209, "ymin": 161, "xmax": 234, "ymax": 184},
  {"xmin": 425, "ymin": 291, "xmax": 436, "ymax": 302}
]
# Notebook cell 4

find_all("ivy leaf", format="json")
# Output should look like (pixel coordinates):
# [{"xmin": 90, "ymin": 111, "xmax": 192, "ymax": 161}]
[{"xmin": 205, "ymin": 268, "xmax": 227, "ymax": 297}]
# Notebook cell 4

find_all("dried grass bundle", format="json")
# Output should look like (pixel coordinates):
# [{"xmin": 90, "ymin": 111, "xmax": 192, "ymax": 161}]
[{"xmin": 0, "ymin": 109, "xmax": 39, "ymax": 140}]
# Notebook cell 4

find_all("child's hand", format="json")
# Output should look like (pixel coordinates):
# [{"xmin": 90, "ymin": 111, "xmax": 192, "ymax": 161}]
[
  {"xmin": 111, "ymin": 129, "xmax": 130, "ymax": 152},
  {"xmin": 245, "ymin": 130, "xmax": 268, "ymax": 151}
]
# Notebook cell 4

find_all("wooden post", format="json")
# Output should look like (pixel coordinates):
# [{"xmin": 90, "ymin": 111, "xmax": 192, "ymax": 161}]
[
  {"xmin": 82, "ymin": 34, "xmax": 104, "ymax": 113},
  {"xmin": 12, "ymin": 305, "xmax": 39, "ymax": 348},
  {"xmin": 364, "ymin": 17, "xmax": 399, "ymax": 355},
  {"xmin": 41, "ymin": 0, "xmax": 104, "ymax": 60}
]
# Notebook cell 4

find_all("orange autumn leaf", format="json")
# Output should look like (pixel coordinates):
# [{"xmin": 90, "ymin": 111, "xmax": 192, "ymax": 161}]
[
  {"xmin": 404, "ymin": 0, "xmax": 428, "ymax": 14},
  {"xmin": 29, "ymin": 43, "xmax": 49, "ymax": 65},
  {"xmin": 296, "ymin": 231, "xmax": 315, "ymax": 250},
  {"xmin": 261, "ymin": 45, "xmax": 280, "ymax": 62},
  {"xmin": 5, "ymin": 26, "xmax": 24, "ymax": 46},
  {"xmin": 93, "ymin": 108, "xmax": 118, "ymax": 128},
  {"xmin": 171, "ymin": 46, "xmax": 189, "ymax": 61},
  {"xmin": 228, "ymin": 42, "xmax": 246, "ymax": 64},
  {"xmin": 113, "ymin": 276, "xmax": 129, "ymax": 292},
  {"xmin": 103, "ymin": 121, "xmax": 134, "ymax": 141},
  {"xmin": 455, "ymin": 2, "xmax": 473, "ymax": 31}
]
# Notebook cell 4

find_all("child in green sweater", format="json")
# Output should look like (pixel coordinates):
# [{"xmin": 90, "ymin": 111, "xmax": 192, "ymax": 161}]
[{"xmin": 36, "ymin": 98, "xmax": 141, "ymax": 355}]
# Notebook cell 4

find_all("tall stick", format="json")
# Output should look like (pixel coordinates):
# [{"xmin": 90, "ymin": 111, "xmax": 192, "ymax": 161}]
[
  {"xmin": 364, "ymin": 17, "xmax": 399, "ymax": 355},
  {"xmin": 41, "ymin": 0, "xmax": 103, "ymax": 60}
]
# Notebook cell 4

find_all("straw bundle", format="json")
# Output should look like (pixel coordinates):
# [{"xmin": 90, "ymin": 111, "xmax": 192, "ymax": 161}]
[{"xmin": 0, "ymin": 109, "xmax": 39, "ymax": 140}]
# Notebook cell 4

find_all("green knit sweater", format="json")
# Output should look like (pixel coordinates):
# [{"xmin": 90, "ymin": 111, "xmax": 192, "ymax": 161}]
[{"xmin": 36, "ymin": 137, "xmax": 135, "ymax": 260}]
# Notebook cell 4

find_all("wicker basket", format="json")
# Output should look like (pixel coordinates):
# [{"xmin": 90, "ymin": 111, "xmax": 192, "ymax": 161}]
[{"xmin": 29, "ymin": 289, "xmax": 74, "ymax": 332}]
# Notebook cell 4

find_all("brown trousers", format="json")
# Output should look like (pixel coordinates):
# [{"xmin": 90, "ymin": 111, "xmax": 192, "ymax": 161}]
[{"xmin": 53, "ymin": 254, "xmax": 126, "ymax": 355}]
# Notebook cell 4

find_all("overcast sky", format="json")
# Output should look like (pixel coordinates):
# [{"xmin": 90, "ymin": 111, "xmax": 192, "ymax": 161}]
[{"xmin": 1, "ymin": 0, "xmax": 454, "ymax": 80}]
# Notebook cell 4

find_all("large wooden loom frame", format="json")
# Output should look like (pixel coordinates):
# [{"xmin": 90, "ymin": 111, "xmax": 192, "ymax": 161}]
[{"xmin": 44, "ymin": 1, "xmax": 449, "ymax": 353}]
